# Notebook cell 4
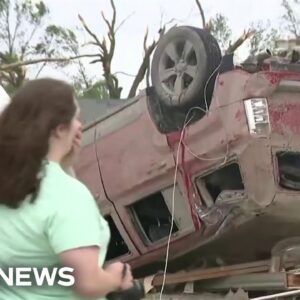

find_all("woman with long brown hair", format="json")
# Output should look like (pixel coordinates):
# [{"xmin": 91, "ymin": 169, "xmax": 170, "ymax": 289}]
[{"xmin": 0, "ymin": 78, "xmax": 133, "ymax": 299}]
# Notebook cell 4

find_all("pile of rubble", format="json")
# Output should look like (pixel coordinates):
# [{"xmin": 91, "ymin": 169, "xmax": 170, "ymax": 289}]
[{"xmin": 241, "ymin": 44, "xmax": 300, "ymax": 73}]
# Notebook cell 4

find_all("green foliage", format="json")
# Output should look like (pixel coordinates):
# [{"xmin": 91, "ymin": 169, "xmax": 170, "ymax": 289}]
[
  {"xmin": 75, "ymin": 79, "xmax": 109, "ymax": 100},
  {"xmin": 45, "ymin": 25, "xmax": 78, "ymax": 54},
  {"xmin": 19, "ymin": 0, "xmax": 49, "ymax": 24},
  {"xmin": 0, "ymin": 0, "xmax": 80, "ymax": 90},
  {"xmin": 249, "ymin": 21, "xmax": 280, "ymax": 55},
  {"xmin": 282, "ymin": 0, "xmax": 300, "ymax": 37},
  {"xmin": 208, "ymin": 14, "xmax": 232, "ymax": 52},
  {"xmin": 1, "ymin": 0, "xmax": 299, "ymax": 102},
  {"xmin": 0, "ymin": 0, "xmax": 49, "ymax": 52}
]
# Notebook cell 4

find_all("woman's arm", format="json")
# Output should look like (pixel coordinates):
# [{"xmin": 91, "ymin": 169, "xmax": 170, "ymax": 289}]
[
  {"xmin": 46, "ymin": 174, "xmax": 133, "ymax": 298},
  {"xmin": 59, "ymin": 246, "xmax": 132, "ymax": 298}
]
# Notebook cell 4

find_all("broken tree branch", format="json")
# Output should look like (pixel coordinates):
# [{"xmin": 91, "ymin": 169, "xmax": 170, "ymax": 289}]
[
  {"xmin": 79, "ymin": 0, "xmax": 121, "ymax": 98},
  {"xmin": 143, "ymin": 28, "xmax": 150, "ymax": 52},
  {"xmin": 78, "ymin": 14, "xmax": 102, "ymax": 47},
  {"xmin": 225, "ymin": 29, "xmax": 255, "ymax": 54},
  {"xmin": 78, "ymin": 0, "xmax": 121, "ymax": 98},
  {"xmin": 81, "ymin": 41, "xmax": 100, "ymax": 47},
  {"xmin": 0, "ymin": 54, "xmax": 100, "ymax": 71},
  {"xmin": 109, "ymin": 0, "xmax": 116, "ymax": 31},
  {"xmin": 102, "ymin": 0, "xmax": 116, "ymax": 60},
  {"xmin": 115, "ymin": 11, "xmax": 135, "ymax": 33},
  {"xmin": 35, "ymin": 61, "xmax": 47, "ymax": 78},
  {"xmin": 101, "ymin": 11, "xmax": 113, "ymax": 33},
  {"xmin": 113, "ymin": 71, "xmax": 136, "ymax": 77},
  {"xmin": 194, "ymin": 0, "xmax": 206, "ymax": 28},
  {"xmin": 127, "ymin": 27, "xmax": 166, "ymax": 98}
]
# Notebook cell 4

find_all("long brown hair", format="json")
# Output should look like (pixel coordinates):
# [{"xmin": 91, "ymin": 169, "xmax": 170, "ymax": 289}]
[{"xmin": 0, "ymin": 78, "xmax": 76, "ymax": 208}]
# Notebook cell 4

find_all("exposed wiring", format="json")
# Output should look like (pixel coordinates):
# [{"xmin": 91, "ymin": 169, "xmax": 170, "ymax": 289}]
[
  {"xmin": 204, "ymin": 63, "xmax": 222, "ymax": 112},
  {"xmin": 179, "ymin": 105, "xmax": 231, "ymax": 191},
  {"xmin": 159, "ymin": 60, "xmax": 227, "ymax": 299},
  {"xmin": 181, "ymin": 63, "xmax": 230, "ymax": 167},
  {"xmin": 182, "ymin": 139, "xmax": 229, "ymax": 164},
  {"xmin": 159, "ymin": 113, "xmax": 194, "ymax": 300}
]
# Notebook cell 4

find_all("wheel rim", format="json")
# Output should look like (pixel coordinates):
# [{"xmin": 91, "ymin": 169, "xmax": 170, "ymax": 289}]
[{"xmin": 159, "ymin": 39, "xmax": 198, "ymax": 105}]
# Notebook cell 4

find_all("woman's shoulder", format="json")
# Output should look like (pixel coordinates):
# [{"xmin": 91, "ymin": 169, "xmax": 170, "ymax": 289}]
[{"xmin": 42, "ymin": 160, "xmax": 95, "ymax": 205}]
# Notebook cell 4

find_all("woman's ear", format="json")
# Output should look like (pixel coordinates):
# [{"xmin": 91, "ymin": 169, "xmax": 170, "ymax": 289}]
[{"xmin": 52, "ymin": 124, "xmax": 68, "ymax": 139}]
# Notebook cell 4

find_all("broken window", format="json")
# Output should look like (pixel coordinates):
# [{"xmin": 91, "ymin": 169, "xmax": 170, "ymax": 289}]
[
  {"xmin": 105, "ymin": 215, "xmax": 130, "ymax": 260},
  {"xmin": 277, "ymin": 151, "xmax": 300, "ymax": 191},
  {"xmin": 196, "ymin": 163, "xmax": 245, "ymax": 203},
  {"xmin": 128, "ymin": 191, "xmax": 179, "ymax": 244}
]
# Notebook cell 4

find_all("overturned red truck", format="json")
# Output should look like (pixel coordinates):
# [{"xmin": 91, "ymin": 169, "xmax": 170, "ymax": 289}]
[{"xmin": 74, "ymin": 26, "xmax": 300, "ymax": 276}]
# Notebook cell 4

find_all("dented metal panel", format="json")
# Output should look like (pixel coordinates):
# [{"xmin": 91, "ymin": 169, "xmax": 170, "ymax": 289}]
[
  {"xmin": 95, "ymin": 100, "xmax": 175, "ymax": 202},
  {"xmin": 76, "ymin": 64, "xmax": 300, "ymax": 273},
  {"xmin": 74, "ymin": 141, "xmax": 110, "ymax": 211}
]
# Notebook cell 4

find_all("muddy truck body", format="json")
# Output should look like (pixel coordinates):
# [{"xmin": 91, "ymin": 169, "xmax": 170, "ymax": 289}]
[{"xmin": 74, "ymin": 26, "xmax": 300, "ymax": 277}]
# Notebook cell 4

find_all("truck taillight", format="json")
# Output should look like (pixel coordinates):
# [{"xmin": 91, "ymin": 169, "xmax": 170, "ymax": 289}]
[{"xmin": 244, "ymin": 97, "xmax": 270, "ymax": 137}]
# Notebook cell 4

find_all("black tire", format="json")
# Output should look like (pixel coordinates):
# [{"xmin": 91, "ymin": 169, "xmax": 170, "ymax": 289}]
[{"xmin": 151, "ymin": 26, "xmax": 222, "ymax": 111}]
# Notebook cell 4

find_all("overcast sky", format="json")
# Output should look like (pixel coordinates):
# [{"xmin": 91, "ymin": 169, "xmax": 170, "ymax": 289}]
[{"xmin": 36, "ymin": 0, "xmax": 287, "ymax": 97}]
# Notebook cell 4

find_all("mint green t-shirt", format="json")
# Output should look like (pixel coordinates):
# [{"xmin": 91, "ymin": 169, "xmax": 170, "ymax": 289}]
[{"xmin": 0, "ymin": 160, "xmax": 110, "ymax": 300}]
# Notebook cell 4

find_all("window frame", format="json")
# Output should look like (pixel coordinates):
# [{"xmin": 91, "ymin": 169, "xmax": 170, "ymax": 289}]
[
  {"xmin": 193, "ymin": 158, "xmax": 245, "ymax": 208},
  {"xmin": 116, "ymin": 183, "xmax": 195, "ymax": 253},
  {"xmin": 273, "ymin": 147, "xmax": 300, "ymax": 194},
  {"xmin": 101, "ymin": 205, "xmax": 140, "ymax": 263}
]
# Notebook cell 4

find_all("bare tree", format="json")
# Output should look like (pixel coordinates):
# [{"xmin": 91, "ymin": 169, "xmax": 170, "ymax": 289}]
[
  {"xmin": 194, "ymin": 0, "xmax": 255, "ymax": 54},
  {"xmin": 128, "ymin": 27, "xmax": 165, "ymax": 98},
  {"xmin": 78, "ymin": 0, "xmax": 164, "ymax": 99},
  {"xmin": 78, "ymin": 0, "xmax": 121, "ymax": 99}
]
